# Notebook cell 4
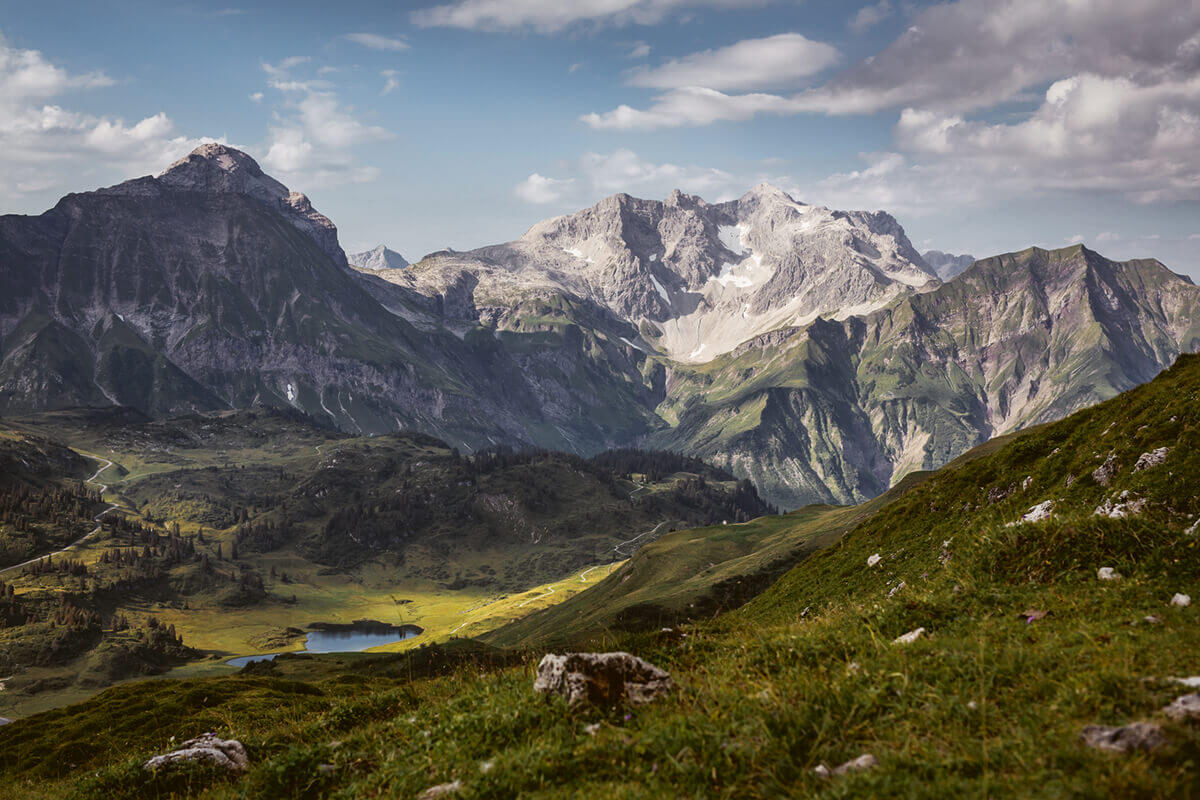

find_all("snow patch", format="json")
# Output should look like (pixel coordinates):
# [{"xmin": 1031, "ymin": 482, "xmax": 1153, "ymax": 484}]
[
  {"xmin": 649, "ymin": 274, "xmax": 671, "ymax": 305},
  {"xmin": 649, "ymin": 253, "xmax": 658, "ymax": 262},
  {"xmin": 718, "ymin": 224, "xmax": 748, "ymax": 255},
  {"xmin": 563, "ymin": 247, "xmax": 593, "ymax": 264},
  {"xmin": 619, "ymin": 336, "xmax": 647, "ymax": 353},
  {"xmin": 709, "ymin": 261, "xmax": 755, "ymax": 289},
  {"xmin": 285, "ymin": 383, "xmax": 297, "ymax": 404},
  {"xmin": 688, "ymin": 343, "xmax": 707, "ymax": 360}
]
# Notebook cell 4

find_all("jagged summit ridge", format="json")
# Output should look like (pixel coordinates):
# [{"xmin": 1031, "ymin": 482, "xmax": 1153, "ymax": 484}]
[{"xmin": 399, "ymin": 182, "xmax": 936, "ymax": 362}]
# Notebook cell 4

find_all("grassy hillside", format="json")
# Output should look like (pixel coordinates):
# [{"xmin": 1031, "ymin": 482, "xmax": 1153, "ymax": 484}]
[{"xmin": 1, "ymin": 355, "xmax": 1197, "ymax": 797}]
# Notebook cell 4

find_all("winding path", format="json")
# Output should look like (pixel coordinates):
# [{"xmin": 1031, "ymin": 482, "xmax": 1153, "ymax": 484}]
[
  {"xmin": 0, "ymin": 456, "xmax": 119, "ymax": 576},
  {"xmin": 612, "ymin": 521, "xmax": 668, "ymax": 558},
  {"xmin": 517, "ymin": 583, "xmax": 557, "ymax": 608}
]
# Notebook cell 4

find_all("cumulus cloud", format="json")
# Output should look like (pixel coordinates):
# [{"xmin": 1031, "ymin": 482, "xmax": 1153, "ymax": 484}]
[
  {"xmin": 260, "ymin": 58, "xmax": 392, "ymax": 187},
  {"xmin": 0, "ymin": 30, "xmax": 213, "ymax": 204},
  {"xmin": 412, "ymin": 0, "xmax": 775, "ymax": 33},
  {"xmin": 627, "ymin": 33, "xmax": 838, "ymax": 91},
  {"xmin": 343, "ymin": 33, "xmax": 409, "ymax": 51},
  {"xmin": 514, "ymin": 172, "xmax": 574, "ymax": 203},
  {"xmin": 848, "ymin": 0, "xmax": 892, "ymax": 34},
  {"xmin": 803, "ymin": 0, "xmax": 1200, "ymax": 115},
  {"xmin": 893, "ymin": 73, "xmax": 1200, "ymax": 202},
  {"xmin": 381, "ymin": 70, "xmax": 401, "ymax": 95},
  {"xmin": 588, "ymin": 0, "xmax": 1200, "ymax": 123}
]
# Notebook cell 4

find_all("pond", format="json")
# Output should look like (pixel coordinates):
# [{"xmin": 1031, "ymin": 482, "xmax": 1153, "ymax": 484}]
[{"xmin": 226, "ymin": 623, "xmax": 422, "ymax": 667}]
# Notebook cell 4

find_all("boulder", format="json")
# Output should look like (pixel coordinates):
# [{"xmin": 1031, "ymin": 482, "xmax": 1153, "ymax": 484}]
[
  {"xmin": 1171, "ymin": 593, "xmax": 1191, "ymax": 607},
  {"xmin": 1092, "ymin": 453, "xmax": 1118, "ymax": 486},
  {"xmin": 867, "ymin": 553, "xmax": 881, "ymax": 567},
  {"xmin": 1080, "ymin": 722, "xmax": 1164, "ymax": 752},
  {"xmin": 143, "ymin": 733, "xmax": 249, "ymax": 773},
  {"xmin": 1097, "ymin": 567, "xmax": 1122, "ymax": 581},
  {"xmin": 1008, "ymin": 500, "xmax": 1053, "ymax": 527},
  {"xmin": 1163, "ymin": 693, "xmax": 1200, "ymax": 721},
  {"xmin": 534, "ymin": 652, "xmax": 672, "ymax": 708},
  {"xmin": 1133, "ymin": 447, "xmax": 1170, "ymax": 471}
]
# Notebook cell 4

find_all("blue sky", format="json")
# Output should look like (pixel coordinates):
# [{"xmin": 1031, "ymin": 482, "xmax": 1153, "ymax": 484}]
[{"xmin": 1, "ymin": 0, "xmax": 1198, "ymax": 275}]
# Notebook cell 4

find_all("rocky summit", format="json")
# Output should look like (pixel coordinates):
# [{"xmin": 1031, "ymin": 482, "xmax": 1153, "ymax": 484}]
[{"xmin": 1, "ymin": 145, "xmax": 1198, "ymax": 508}]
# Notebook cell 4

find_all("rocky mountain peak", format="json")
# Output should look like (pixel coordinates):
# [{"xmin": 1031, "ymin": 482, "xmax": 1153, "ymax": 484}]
[
  {"xmin": 155, "ymin": 144, "xmax": 346, "ymax": 268},
  {"xmin": 349, "ymin": 245, "xmax": 410, "ymax": 271}
]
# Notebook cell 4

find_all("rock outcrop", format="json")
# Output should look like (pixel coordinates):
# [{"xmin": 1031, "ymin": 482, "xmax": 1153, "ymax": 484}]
[
  {"xmin": 143, "ymin": 733, "xmax": 249, "ymax": 772},
  {"xmin": 533, "ymin": 652, "xmax": 672, "ymax": 707}
]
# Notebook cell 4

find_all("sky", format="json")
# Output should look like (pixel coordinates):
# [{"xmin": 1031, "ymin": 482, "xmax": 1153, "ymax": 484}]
[{"xmin": 1, "ymin": 0, "xmax": 1198, "ymax": 275}]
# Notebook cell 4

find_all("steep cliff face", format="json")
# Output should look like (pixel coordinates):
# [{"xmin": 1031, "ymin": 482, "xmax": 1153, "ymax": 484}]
[{"xmin": 0, "ymin": 145, "xmax": 662, "ymax": 453}]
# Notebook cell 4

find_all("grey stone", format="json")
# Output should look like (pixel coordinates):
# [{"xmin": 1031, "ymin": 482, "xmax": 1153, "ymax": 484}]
[
  {"xmin": 534, "ymin": 652, "xmax": 672, "ymax": 708},
  {"xmin": 143, "ymin": 733, "xmax": 249, "ymax": 773},
  {"xmin": 1080, "ymin": 722, "xmax": 1164, "ymax": 752},
  {"xmin": 1163, "ymin": 693, "xmax": 1200, "ymax": 721}
]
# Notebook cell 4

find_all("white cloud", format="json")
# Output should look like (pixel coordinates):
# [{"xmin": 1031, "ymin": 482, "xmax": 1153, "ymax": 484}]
[
  {"xmin": 0, "ymin": 30, "xmax": 213, "ymax": 203},
  {"xmin": 1189, "ymin": 234, "xmax": 1200, "ymax": 241},
  {"xmin": 259, "ymin": 58, "xmax": 393, "ymax": 187},
  {"xmin": 627, "ymin": 33, "xmax": 839, "ymax": 91},
  {"xmin": 582, "ymin": 86, "xmax": 801, "ymax": 130},
  {"xmin": 803, "ymin": 0, "xmax": 1200, "ymax": 115},
  {"xmin": 412, "ymin": 0, "xmax": 775, "ymax": 33},
  {"xmin": 893, "ymin": 73, "xmax": 1200, "ymax": 202},
  {"xmin": 343, "ymin": 33, "xmax": 410, "ymax": 51},
  {"xmin": 1065, "ymin": 233, "xmax": 1086, "ymax": 245},
  {"xmin": 848, "ymin": 0, "xmax": 892, "ymax": 34},
  {"xmin": 515, "ymin": 149, "xmax": 742, "ymax": 206},
  {"xmin": 581, "ymin": 149, "xmax": 738, "ymax": 197},
  {"xmin": 568, "ymin": 63, "xmax": 583, "ymax": 74},
  {"xmin": 261, "ymin": 55, "xmax": 310, "ymax": 78},
  {"xmin": 1096, "ymin": 231, "xmax": 1121, "ymax": 243},
  {"xmin": 249, "ymin": 91, "xmax": 264, "ymax": 103},
  {"xmin": 627, "ymin": 42, "xmax": 651, "ymax": 59},
  {"xmin": 515, "ymin": 172, "xmax": 574, "ymax": 203},
  {"xmin": 381, "ymin": 70, "xmax": 401, "ymax": 95}
]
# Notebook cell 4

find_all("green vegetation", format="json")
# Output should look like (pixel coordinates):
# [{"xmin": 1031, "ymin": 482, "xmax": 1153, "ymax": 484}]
[
  {"xmin": 0, "ymin": 408, "xmax": 772, "ymax": 718},
  {"xmin": 0, "ymin": 355, "xmax": 1197, "ymax": 797}
]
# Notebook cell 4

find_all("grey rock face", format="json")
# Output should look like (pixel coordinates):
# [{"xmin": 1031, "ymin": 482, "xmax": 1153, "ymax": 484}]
[
  {"xmin": 921, "ymin": 250, "xmax": 975, "ymax": 280},
  {"xmin": 349, "ymin": 244, "xmax": 409, "ymax": 270},
  {"xmin": 143, "ymin": 733, "xmax": 250, "ymax": 772},
  {"xmin": 533, "ymin": 652, "xmax": 672, "ymax": 707},
  {"xmin": 157, "ymin": 144, "xmax": 347, "ymax": 269},
  {"xmin": 403, "ymin": 183, "xmax": 935, "ymax": 364}
]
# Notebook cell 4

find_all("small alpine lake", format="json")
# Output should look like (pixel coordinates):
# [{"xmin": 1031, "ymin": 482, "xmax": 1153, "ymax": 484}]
[{"xmin": 226, "ymin": 621, "xmax": 423, "ymax": 667}]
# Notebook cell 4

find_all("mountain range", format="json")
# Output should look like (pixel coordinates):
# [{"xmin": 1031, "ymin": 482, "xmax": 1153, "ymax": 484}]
[{"xmin": 2, "ymin": 144, "xmax": 1197, "ymax": 507}]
